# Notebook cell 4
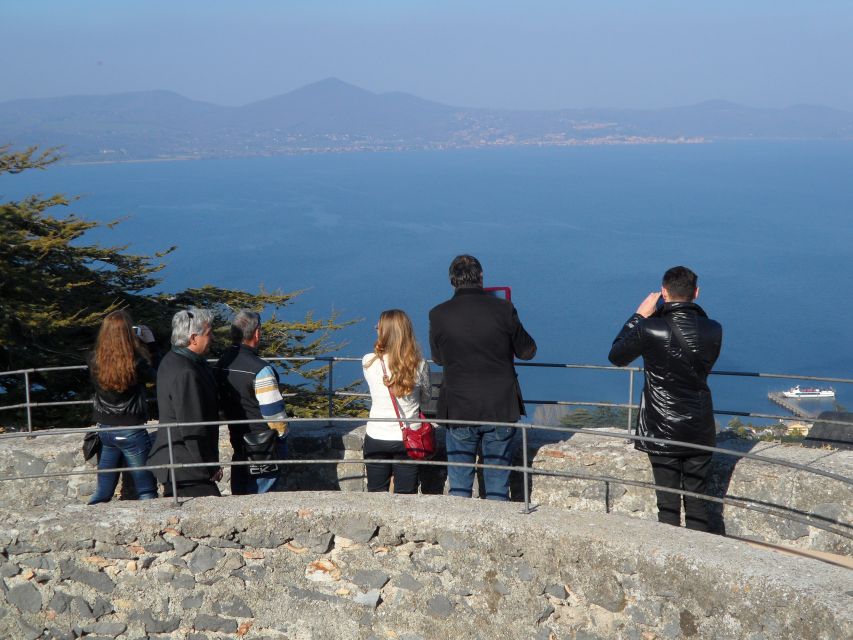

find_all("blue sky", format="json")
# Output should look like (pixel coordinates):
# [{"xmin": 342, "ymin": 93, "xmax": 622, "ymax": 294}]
[{"xmin": 3, "ymin": 0, "xmax": 852, "ymax": 110}]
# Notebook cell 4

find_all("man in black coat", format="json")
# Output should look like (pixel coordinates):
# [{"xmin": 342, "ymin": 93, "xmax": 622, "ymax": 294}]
[
  {"xmin": 608, "ymin": 266, "xmax": 723, "ymax": 531},
  {"xmin": 429, "ymin": 255, "xmax": 537, "ymax": 500},
  {"xmin": 148, "ymin": 309, "xmax": 222, "ymax": 498}
]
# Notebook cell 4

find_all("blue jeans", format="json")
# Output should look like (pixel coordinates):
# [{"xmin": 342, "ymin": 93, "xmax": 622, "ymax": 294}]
[
  {"xmin": 445, "ymin": 424, "xmax": 515, "ymax": 501},
  {"xmin": 231, "ymin": 435, "xmax": 288, "ymax": 495},
  {"xmin": 89, "ymin": 427, "xmax": 157, "ymax": 504}
]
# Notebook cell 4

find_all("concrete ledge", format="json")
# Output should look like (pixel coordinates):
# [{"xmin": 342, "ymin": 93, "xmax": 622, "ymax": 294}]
[{"xmin": 1, "ymin": 493, "xmax": 851, "ymax": 639}]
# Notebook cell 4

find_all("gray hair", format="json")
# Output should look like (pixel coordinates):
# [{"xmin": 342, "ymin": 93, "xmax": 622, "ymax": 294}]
[
  {"xmin": 171, "ymin": 308, "xmax": 213, "ymax": 347},
  {"xmin": 230, "ymin": 309, "xmax": 261, "ymax": 344}
]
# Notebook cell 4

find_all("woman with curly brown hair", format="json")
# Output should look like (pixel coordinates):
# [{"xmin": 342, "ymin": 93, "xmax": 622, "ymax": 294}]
[
  {"xmin": 88, "ymin": 310, "xmax": 158, "ymax": 504},
  {"xmin": 362, "ymin": 309, "xmax": 430, "ymax": 493}
]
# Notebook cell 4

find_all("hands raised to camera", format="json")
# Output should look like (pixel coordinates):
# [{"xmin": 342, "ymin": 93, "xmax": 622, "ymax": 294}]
[{"xmin": 636, "ymin": 292, "xmax": 662, "ymax": 318}]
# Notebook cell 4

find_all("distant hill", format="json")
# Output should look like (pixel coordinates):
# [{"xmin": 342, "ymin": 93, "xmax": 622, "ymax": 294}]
[{"xmin": 2, "ymin": 78, "xmax": 851, "ymax": 161}]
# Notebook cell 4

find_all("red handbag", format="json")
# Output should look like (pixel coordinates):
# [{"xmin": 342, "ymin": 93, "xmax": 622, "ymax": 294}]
[{"xmin": 378, "ymin": 357, "xmax": 436, "ymax": 460}]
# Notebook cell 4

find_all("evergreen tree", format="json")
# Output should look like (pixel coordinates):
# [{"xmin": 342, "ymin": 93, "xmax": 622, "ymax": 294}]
[{"xmin": 0, "ymin": 145, "xmax": 363, "ymax": 428}]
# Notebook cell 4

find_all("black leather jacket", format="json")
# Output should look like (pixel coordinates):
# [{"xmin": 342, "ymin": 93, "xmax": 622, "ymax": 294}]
[
  {"xmin": 89, "ymin": 355, "xmax": 156, "ymax": 427},
  {"xmin": 608, "ymin": 302, "xmax": 723, "ymax": 456}
]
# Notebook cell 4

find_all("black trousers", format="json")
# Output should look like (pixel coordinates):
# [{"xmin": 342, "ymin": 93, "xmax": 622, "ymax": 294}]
[
  {"xmin": 648, "ymin": 454, "xmax": 712, "ymax": 532},
  {"xmin": 162, "ymin": 480, "xmax": 221, "ymax": 498},
  {"xmin": 363, "ymin": 435, "xmax": 419, "ymax": 494}
]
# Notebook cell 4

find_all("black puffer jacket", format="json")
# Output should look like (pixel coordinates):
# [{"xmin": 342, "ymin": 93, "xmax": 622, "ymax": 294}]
[{"xmin": 608, "ymin": 302, "xmax": 722, "ymax": 456}]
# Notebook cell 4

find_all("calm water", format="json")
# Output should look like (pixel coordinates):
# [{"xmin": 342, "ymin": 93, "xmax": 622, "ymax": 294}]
[{"xmin": 6, "ymin": 142, "xmax": 853, "ymax": 422}]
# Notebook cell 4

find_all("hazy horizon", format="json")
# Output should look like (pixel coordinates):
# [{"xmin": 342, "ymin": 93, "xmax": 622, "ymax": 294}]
[
  {"xmin": 3, "ymin": 1, "xmax": 853, "ymax": 111},
  {"xmin": 3, "ymin": 77, "xmax": 853, "ymax": 114}
]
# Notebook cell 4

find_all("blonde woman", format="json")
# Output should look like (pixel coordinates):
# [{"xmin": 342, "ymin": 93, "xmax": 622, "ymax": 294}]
[{"xmin": 362, "ymin": 309, "xmax": 430, "ymax": 493}]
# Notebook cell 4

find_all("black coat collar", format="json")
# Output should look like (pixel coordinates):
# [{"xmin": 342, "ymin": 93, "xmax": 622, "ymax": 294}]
[
  {"xmin": 661, "ymin": 301, "xmax": 708, "ymax": 318},
  {"xmin": 452, "ymin": 286, "xmax": 485, "ymax": 298}
]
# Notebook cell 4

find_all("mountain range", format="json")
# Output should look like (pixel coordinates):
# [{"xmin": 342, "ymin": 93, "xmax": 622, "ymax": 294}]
[{"xmin": 1, "ymin": 78, "xmax": 852, "ymax": 161}]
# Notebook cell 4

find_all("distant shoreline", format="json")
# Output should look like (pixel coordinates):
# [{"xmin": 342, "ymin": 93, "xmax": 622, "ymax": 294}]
[{"xmin": 66, "ymin": 136, "xmax": 709, "ymax": 166}]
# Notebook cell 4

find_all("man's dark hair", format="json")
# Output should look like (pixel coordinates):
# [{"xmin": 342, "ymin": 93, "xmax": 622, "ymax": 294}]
[
  {"xmin": 449, "ymin": 255, "xmax": 483, "ymax": 288},
  {"xmin": 662, "ymin": 266, "xmax": 698, "ymax": 301}
]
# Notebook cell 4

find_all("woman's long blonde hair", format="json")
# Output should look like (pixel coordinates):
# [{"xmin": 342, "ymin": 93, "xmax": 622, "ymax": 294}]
[
  {"xmin": 93, "ymin": 310, "xmax": 150, "ymax": 392},
  {"xmin": 366, "ymin": 309, "xmax": 422, "ymax": 397}
]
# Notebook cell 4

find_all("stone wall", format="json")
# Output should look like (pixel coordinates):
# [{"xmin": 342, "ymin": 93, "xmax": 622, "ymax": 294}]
[
  {"xmin": 1, "ymin": 493, "xmax": 851, "ymax": 640},
  {"xmin": 529, "ymin": 431, "xmax": 853, "ymax": 556},
  {"xmin": 1, "ymin": 425, "xmax": 850, "ymax": 556}
]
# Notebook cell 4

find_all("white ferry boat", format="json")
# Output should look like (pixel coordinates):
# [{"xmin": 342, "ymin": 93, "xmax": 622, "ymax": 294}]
[{"xmin": 782, "ymin": 385, "xmax": 835, "ymax": 399}]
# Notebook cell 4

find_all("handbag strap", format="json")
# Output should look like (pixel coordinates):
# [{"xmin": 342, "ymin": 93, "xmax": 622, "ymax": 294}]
[{"xmin": 377, "ymin": 355, "xmax": 406, "ymax": 432}]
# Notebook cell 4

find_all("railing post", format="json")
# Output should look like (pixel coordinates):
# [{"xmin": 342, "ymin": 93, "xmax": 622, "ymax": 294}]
[
  {"xmin": 521, "ymin": 425, "xmax": 531, "ymax": 514},
  {"xmin": 327, "ymin": 358, "xmax": 335, "ymax": 420},
  {"xmin": 24, "ymin": 370, "xmax": 33, "ymax": 433},
  {"xmin": 627, "ymin": 369, "xmax": 635, "ymax": 433},
  {"xmin": 166, "ymin": 424, "xmax": 179, "ymax": 506}
]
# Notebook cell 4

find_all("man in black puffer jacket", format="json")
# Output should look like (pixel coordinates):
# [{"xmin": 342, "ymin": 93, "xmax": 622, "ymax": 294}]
[{"xmin": 609, "ymin": 266, "xmax": 722, "ymax": 532}]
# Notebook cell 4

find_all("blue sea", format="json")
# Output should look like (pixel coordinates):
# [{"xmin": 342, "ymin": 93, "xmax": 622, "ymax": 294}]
[{"xmin": 6, "ymin": 142, "xmax": 853, "ymax": 423}]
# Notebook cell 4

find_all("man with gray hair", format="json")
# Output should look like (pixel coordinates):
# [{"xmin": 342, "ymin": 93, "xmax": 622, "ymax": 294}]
[
  {"xmin": 215, "ymin": 310, "xmax": 288, "ymax": 495},
  {"xmin": 148, "ymin": 309, "xmax": 222, "ymax": 498}
]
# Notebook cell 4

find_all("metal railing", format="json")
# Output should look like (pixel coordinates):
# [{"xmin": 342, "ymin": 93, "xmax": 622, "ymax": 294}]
[
  {"xmin": 4, "ymin": 356, "xmax": 853, "ymax": 432},
  {"xmin": 1, "ymin": 357, "xmax": 851, "ymax": 545},
  {"xmin": 0, "ymin": 416, "xmax": 850, "ymax": 543}
]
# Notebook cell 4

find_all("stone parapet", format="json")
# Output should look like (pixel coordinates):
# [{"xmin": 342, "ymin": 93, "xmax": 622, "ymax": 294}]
[
  {"xmin": 1, "ymin": 492, "xmax": 851, "ymax": 640},
  {"xmin": 530, "ymin": 431, "xmax": 853, "ymax": 556},
  {"xmin": 1, "ymin": 425, "xmax": 850, "ymax": 556}
]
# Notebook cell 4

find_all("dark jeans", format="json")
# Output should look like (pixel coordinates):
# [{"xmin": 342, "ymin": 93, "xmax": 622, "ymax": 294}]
[
  {"xmin": 446, "ymin": 424, "xmax": 515, "ymax": 501},
  {"xmin": 363, "ymin": 435, "xmax": 419, "ymax": 494},
  {"xmin": 648, "ymin": 454, "xmax": 712, "ymax": 532},
  {"xmin": 88, "ymin": 427, "xmax": 157, "ymax": 504}
]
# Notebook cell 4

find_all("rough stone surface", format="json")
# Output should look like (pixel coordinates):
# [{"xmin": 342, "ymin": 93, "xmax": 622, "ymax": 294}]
[
  {"xmin": 136, "ymin": 610, "xmax": 180, "ymax": 634},
  {"xmin": 48, "ymin": 591, "xmax": 72, "ymax": 614},
  {"xmin": 293, "ymin": 531, "xmax": 334, "ymax": 554},
  {"xmin": 353, "ymin": 589, "xmax": 381, "ymax": 608},
  {"xmin": 545, "ymin": 583, "xmax": 567, "ymax": 599},
  {"xmin": 212, "ymin": 596, "xmax": 252, "ymax": 618},
  {"xmin": 18, "ymin": 556, "xmax": 55, "ymax": 571},
  {"xmin": 334, "ymin": 517, "xmax": 377, "ymax": 543},
  {"xmin": 69, "ymin": 597, "xmax": 94, "ymax": 620},
  {"xmin": 0, "ymin": 475, "xmax": 849, "ymax": 639},
  {"xmin": 427, "ymin": 594, "xmax": 454, "ymax": 619},
  {"xmin": 81, "ymin": 621, "xmax": 127, "ymax": 636},
  {"xmin": 6, "ymin": 582, "xmax": 42, "ymax": 613},
  {"xmin": 194, "ymin": 613, "xmax": 238, "ymax": 633},
  {"xmin": 142, "ymin": 537, "xmax": 172, "ymax": 553},
  {"xmin": 168, "ymin": 535, "xmax": 198, "ymax": 557},
  {"xmin": 532, "ymin": 431, "xmax": 853, "ymax": 554},
  {"xmin": 351, "ymin": 569, "xmax": 390, "ymax": 590},
  {"xmin": 394, "ymin": 573, "xmax": 424, "ymax": 591},
  {"xmin": 5, "ymin": 426, "xmax": 848, "ymax": 553},
  {"xmin": 237, "ymin": 530, "xmax": 287, "ymax": 548},
  {"xmin": 58, "ymin": 560, "xmax": 115, "ymax": 594},
  {"xmin": 187, "ymin": 545, "xmax": 225, "ymax": 574}
]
